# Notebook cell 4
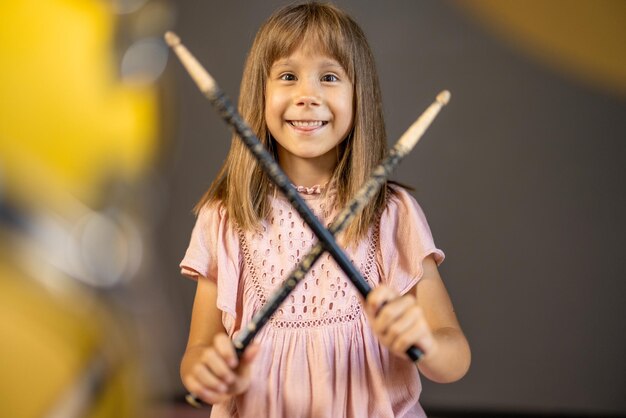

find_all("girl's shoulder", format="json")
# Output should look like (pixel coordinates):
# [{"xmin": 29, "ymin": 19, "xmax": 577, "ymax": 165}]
[
  {"xmin": 381, "ymin": 182, "xmax": 438, "ymax": 244},
  {"xmin": 192, "ymin": 200, "xmax": 235, "ymax": 240},
  {"xmin": 385, "ymin": 182, "xmax": 419, "ymax": 213},
  {"xmin": 378, "ymin": 183, "xmax": 445, "ymax": 287},
  {"xmin": 196, "ymin": 199, "xmax": 228, "ymax": 222},
  {"xmin": 181, "ymin": 199, "xmax": 240, "ymax": 282}
]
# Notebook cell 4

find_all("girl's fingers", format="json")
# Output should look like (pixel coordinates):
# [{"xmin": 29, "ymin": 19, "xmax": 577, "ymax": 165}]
[
  {"xmin": 186, "ymin": 376, "xmax": 228, "ymax": 405},
  {"xmin": 192, "ymin": 361, "xmax": 229, "ymax": 393},
  {"xmin": 389, "ymin": 313, "xmax": 433, "ymax": 356},
  {"xmin": 371, "ymin": 294, "xmax": 416, "ymax": 335},
  {"xmin": 186, "ymin": 334, "xmax": 261, "ymax": 400},
  {"xmin": 240, "ymin": 342, "xmax": 260, "ymax": 367},
  {"xmin": 377, "ymin": 304, "xmax": 420, "ymax": 347},
  {"xmin": 213, "ymin": 333, "xmax": 239, "ymax": 369},
  {"xmin": 231, "ymin": 343, "xmax": 261, "ymax": 394},
  {"xmin": 202, "ymin": 348, "xmax": 237, "ymax": 386},
  {"xmin": 365, "ymin": 286, "xmax": 397, "ymax": 316},
  {"xmin": 367, "ymin": 286, "xmax": 438, "ymax": 359}
]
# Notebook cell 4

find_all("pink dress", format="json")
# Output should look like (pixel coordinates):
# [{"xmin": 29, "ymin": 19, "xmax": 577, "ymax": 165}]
[{"xmin": 180, "ymin": 184, "xmax": 444, "ymax": 418}]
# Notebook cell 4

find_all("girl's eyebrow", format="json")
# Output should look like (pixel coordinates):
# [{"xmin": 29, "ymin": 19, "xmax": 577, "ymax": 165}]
[
  {"xmin": 270, "ymin": 58, "xmax": 344, "ymax": 70},
  {"xmin": 271, "ymin": 61, "xmax": 291, "ymax": 69},
  {"xmin": 320, "ymin": 60, "xmax": 344, "ymax": 70}
]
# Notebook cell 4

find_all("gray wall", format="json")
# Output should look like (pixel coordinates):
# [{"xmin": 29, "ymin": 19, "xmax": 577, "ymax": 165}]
[{"xmin": 157, "ymin": 1, "xmax": 626, "ymax": 415}]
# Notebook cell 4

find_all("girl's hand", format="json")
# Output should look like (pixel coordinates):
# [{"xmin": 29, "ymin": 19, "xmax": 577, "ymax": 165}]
[
  {"xmin": 181, "ymin": 333, "xmax": 260, "ymax": 405},
  {"xmin": 365, "ymin": 285, "xmax": 437, "ymax": 360}
]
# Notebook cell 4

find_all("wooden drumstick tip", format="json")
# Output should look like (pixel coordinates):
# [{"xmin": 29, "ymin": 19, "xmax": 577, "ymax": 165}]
[
  {"xmin": 436, "ymin": 90, "xmax": 451, "ymax": 105},
  {"xmin": 164, "ymin": 31, "xmax": 181, "ymax": 47},
  {"xmin": 185, "ymin": 393, "xmax": 204, "ymax": 408},
  {"xmin": 165, "ymin": 30, "xmax": 217, "ymax": 94}
]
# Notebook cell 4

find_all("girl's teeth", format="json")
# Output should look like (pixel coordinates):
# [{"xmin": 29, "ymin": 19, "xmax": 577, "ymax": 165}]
[{"xmin": 291, "ymin": 121, "xmax": 323, "ymax": 127}]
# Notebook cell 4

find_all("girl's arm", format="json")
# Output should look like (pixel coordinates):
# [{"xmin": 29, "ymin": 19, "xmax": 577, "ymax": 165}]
[
  {"xmin": 180, "ymin": 276, "xmax": 259, "ymax": 404},
  {"xmin": 365, "ymin": 255, "xmax": 471, "ymax": 383}
]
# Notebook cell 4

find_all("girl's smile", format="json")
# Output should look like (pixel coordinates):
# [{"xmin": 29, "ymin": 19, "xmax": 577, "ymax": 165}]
[
  {"xmin": 265, "ymin": 44, "xmax": 353, "ymax": 185},
  {"xmin": 287, "ymin": 120, "xmax": 328, "ymax": 131}
]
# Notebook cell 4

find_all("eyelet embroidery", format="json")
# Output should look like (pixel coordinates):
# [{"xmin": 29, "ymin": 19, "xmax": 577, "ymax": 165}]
[{"xmin": 238, "ymin": 196, "xmax": 382, "ymax": 330}]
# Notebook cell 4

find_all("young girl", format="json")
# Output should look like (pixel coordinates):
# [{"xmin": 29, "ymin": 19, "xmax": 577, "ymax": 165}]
[{"xmin": 179, "ymin": 3, "xmax": 470, "ymax": 417}]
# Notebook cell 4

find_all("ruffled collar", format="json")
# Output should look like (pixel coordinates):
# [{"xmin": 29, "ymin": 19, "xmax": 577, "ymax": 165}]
[{"xmin": 271, "ymin": 182, "xmax": 336, "ymax": 201}]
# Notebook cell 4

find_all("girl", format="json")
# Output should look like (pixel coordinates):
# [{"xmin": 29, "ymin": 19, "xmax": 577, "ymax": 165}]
[{"xmin": 179, "ymin": 3, "xmax": 470, "ymax": 417}]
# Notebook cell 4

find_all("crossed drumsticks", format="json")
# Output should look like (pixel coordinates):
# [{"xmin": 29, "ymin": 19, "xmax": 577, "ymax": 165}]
[{"xmin": 165, "ymin": 32, "xmax": 449, "ymax": 408}]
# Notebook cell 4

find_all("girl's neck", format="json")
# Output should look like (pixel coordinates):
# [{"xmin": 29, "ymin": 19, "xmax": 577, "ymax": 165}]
[{"xmin": 278, "ymin": 153, "xmax": 337, "ymax": 188}]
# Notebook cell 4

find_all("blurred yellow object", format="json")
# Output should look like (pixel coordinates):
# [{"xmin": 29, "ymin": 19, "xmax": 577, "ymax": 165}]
[
  {"xmin": 0, "ymin": 0, "xmax": 161, "ymax": 416},
  {"xmin": 0, "ymin": 0, "xmax": 158, "ymax": 208},
  {"xmin": 0, "ymin": 260, "xmax": 143, "ymax": 418},
  {"xmin": 454, "ymin": 0, "xmax": 626, "ymax": 97}
]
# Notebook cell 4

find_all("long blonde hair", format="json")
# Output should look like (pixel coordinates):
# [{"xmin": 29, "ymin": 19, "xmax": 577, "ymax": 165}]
[{"xmin": 196, "ymin": 2, "xmax": 388, "ymax": 244}]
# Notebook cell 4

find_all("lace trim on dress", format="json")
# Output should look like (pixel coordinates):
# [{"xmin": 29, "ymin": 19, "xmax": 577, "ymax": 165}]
[
  {"xmin": 238, "ymin": 225, "xmax": 267, "ymax": 307},
  {"xmin": 363, "ymin": 221, "xmax": 380, "ymax": 288},
  {"xmin": 272, "ymin": 302, "xmax": 362, "ymax": 328}
]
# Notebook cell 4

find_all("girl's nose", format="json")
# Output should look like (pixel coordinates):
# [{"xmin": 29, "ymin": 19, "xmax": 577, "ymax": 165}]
[
  {"xmin": 295, "ymin": 80, "xmax": 321, "ymax": 107},
  {"xmin": 296, "ymin": 95, "xmax": 320, "ymax": 107}
]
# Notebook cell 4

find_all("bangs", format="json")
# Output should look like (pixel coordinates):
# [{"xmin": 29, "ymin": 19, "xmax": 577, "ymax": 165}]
[{"xmin": 260, "ymin": 5, "xmax": 356, "ymax": 80}]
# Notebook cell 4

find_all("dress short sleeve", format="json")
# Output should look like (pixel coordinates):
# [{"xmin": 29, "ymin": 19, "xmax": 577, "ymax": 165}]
[
  {"xmin": 378, "ymin": 185, "xmax": 445, "ymax": 294},
  {"xmin": 179, "ymin": 204, "xmax": 241, "ymax": 324}
]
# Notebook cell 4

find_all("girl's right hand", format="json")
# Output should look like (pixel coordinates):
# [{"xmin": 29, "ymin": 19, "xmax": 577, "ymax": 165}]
[{"xmin": 182, "ymin": 333, "xmax": 260, "ymax": 405}]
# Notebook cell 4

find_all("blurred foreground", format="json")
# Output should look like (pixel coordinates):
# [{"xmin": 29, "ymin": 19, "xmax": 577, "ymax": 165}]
[{"xmin": 0, "ymin": 1, "xmax": 174, "ymax": 416}]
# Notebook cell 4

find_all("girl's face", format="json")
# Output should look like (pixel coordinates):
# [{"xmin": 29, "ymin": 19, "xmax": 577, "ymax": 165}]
[{"xmin": 265, "ymin": 44, "xmax": 353, "ymax": 183}]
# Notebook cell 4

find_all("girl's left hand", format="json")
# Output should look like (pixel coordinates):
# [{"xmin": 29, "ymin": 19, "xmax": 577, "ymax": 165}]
[{"xmin": 365, "ymin": 285, "xmax": 437, "ymax": 360}]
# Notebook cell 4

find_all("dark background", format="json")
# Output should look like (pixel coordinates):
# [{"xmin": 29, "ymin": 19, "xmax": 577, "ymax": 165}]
[{"xmin": 156, "ymin": 1, "xmax": 626, "ymax": 415}]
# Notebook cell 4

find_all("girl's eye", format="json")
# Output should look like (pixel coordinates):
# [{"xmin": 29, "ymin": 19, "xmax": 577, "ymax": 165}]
[
  {"xmin": 280, "ymin": 73, "xmax": 296, "ymax": 81},
  {"xmin": 321, "ymin": 74, "xmax": 339, "ymax": 82}
]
